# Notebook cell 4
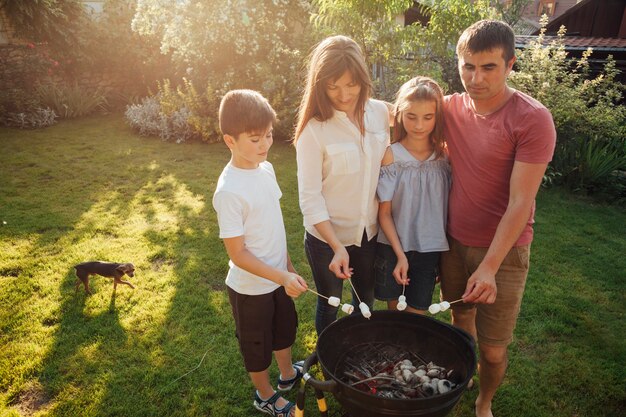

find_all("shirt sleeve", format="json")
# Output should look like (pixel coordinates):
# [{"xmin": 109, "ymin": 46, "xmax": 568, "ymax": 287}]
[
  {"xmin": 296, "ymin": 124, "xmax": 330, "ymax": 227},
  {"xmin": 213, "ymin": 191, "xmax": 245, "ymax": 239},
  {"xmin": 515, "ymin": 107, "xmax": 557, "ymax": 164},
  {"xmin": 377, "ymin": 164, "xmax": 398, "ymax": 202}
]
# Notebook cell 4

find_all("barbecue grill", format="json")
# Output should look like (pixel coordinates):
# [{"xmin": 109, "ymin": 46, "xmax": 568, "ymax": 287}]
[{"xmin": 297, "ymin": 310, "xmax": 476, "ymax": 417}]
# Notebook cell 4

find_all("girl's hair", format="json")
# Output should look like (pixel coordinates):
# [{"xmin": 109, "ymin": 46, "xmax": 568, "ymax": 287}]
[
  {"xmin": 293, "ymin": 35, "xmax": 372, "ymax": 143},
  {"xmin": 393, "ymin": 76, "xmax": 446, "ymax": 159}
]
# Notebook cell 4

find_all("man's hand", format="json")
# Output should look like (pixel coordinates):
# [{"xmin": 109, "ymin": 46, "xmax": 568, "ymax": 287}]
[
  {"xmin": 281, "ymin": 272, "xmax": 308, "ymax": 298},
  {"xmin": 329, "ymin": 246, "xmax": 352, "ymax": 279},
  {"xmin": 462, "ymin": 265, "xmax": 497, "ymax": 304}
]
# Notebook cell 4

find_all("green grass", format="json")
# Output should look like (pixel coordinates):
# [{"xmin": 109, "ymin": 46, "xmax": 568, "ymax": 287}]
[{"xmin": 0, "ymin": 115, "xmax": 624, "ymax": 417}]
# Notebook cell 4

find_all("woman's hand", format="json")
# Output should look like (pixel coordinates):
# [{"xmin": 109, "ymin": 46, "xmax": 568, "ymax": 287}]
[
  {"xmin": 329, "ymin": 246, "xmax": 352, "ymax": 279},
  {"xmin": 393, "ymin": 254, "xmax": 409, "ymax": 285}
]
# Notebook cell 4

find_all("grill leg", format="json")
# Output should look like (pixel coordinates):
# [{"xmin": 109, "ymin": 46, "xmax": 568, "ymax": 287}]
[
  {"xmin": 296, "ymin": 379, "xmax": 306, "ymax": 417},
  {"xmin": 315, "ymin": 388, "xmax": 328, "ymax": 416}
]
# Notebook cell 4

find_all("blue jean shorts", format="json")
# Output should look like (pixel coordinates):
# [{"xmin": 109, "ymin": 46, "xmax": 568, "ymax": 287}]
[{"xmin": 374, "ymin": 243, "xmax": 440, "ymax": 310}]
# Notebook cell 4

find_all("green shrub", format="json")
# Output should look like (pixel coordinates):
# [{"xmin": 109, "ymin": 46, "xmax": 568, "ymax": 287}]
[
  {"xmin": 36, "ymin": 83, "xmax": 109, "ymax": 118},
  {"xmin": 157, "ymin": 78, "xmax": 220, "ymax": 143},
  {"xmin": 510, "ymin": 19, "xmax": 626, "ymax": 199}
]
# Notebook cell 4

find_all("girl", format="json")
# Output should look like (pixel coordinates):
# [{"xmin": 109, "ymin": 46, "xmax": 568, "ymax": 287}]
[
  {"xmin": 374, "ymin": 76, "xmax": 451, "ymax": 314},
  {"xmin": 294, "ymin": 35, "xmax": 390, "ymax": 334}
]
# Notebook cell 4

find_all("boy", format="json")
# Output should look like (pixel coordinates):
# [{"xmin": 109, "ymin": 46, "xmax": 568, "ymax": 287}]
[{"xmin": 212, "ymin": 89, "xmax": 308, "ymax": 417}]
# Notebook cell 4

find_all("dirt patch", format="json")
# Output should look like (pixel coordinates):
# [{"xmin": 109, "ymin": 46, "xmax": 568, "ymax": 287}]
[{"xmin": 12, "ymin": 381, "xmax": 51, "ymax": 416}]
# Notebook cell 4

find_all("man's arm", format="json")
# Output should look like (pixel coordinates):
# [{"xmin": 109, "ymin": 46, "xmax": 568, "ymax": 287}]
[
  {"xmin": 462, "ymin": 161, "xmax": 548, "ymax": 304},
  {"xmin": 223, "ymin": 236, "xmax": 308, "ymax": 297}
]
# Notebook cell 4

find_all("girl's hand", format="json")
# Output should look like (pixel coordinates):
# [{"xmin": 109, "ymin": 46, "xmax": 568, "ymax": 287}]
[
  {"xmin": 282, "ymin": 272, "xmax": 308, "ymax": 298},
  {"xmin": 392, "ymin": 255, "xmax": 409, "ymax": 285},
  {"xmin": 329, "ymin": 246, "xmax": 352, "ymax": 279}
]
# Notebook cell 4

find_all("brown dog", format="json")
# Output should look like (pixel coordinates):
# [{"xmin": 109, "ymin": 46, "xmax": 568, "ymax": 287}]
[{"xmin": 74, "ymin": 261, "xmax": 135, "ymax": 294}]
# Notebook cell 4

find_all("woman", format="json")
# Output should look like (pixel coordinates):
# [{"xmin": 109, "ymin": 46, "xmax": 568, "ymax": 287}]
[{"xmin": 294, "ymin": 35, "xmax": 390, "ymax": 334}]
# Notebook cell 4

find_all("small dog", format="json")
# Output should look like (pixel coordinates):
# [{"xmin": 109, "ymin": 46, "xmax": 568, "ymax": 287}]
[{"xmin": 74, "ymin": 261, "xmax": 136, "ymax": 294}]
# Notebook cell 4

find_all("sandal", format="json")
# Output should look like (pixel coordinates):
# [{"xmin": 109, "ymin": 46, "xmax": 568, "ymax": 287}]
[
  {"xmin": 276, "ymin": 360, "xmax": 304, "ymax": 391},
  {"xmin": 253, "ymin": 391, "xmax": 295, "ymax": 417}
]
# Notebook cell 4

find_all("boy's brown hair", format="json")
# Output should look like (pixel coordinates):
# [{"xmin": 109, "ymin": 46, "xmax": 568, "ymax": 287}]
[
  {"xmin": 456, "ymin": 20, "xmax": 516, "ymax": 63},
  {"xmin": 219, "ymin": 89, "xmax": 277, "ymax": 138}
]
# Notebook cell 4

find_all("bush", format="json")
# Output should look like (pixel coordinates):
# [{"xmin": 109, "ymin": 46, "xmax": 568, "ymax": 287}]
[
  {"xmin": 124, "ymin": 96, "xmax": 194, "ymax": 143},
  {"xmin": 36, "ymin": 83, "xmax": 109, "ymax": 118},
  {"xmin": 0, "ymin": 107, "xmax": 57, "ymax": 129},
  {"xmin": 510, "ymin": 19, "xmax": 626, "ymax": 200}
]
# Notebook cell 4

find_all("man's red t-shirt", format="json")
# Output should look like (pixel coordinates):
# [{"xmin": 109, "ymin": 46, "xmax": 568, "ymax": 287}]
[{"xmin": 443, "ymin": 91, "xmax": 556, "ymax": 247}]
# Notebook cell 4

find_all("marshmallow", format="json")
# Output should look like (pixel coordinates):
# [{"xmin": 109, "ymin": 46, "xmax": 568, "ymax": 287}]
[
  {"xmin": 397, "ymin": 301, "xmax": 407, "ymax": 311},
  {"xmin": 341, "ymin": 303, "xmax": 354, "ymax": 314},
  {"xmin": 327, "ymin": 296, "xmax": 340, "ymax": 307},
  {"xmin": 398, "ymin": 295, "xmax": 406, "ymax": 303},
  {"xmin": 359, "ymin": 302, "xmax": 371, "ymax": 319},
  {"xmin": 439, "ymin": 301, "xmax": 450, "ymax": 311},
  {"xmin": 428, "ymin": 303, "xmax": 441, "ymax": 314}
]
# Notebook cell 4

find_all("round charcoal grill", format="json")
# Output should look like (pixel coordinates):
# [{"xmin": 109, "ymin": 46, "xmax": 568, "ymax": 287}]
[{"xmin": 299, "ymin": 311, "xmax": 476, "ymax": 417}]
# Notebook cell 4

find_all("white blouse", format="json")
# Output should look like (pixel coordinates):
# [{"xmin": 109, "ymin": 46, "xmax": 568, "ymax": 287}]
[{"xmin": 296, "ymin": 99, "xmax": 390, "ymax": 246}]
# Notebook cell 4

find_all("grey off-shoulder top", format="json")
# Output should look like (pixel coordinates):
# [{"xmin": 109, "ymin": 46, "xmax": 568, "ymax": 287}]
[{"xmin": 376, "ymin": 142, "xmax": 451, "ymax": 253}]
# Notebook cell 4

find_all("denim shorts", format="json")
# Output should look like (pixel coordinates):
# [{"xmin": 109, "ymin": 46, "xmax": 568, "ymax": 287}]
[{"xmin": 374, "ymin": 243, "xmax": 440, "ymax": 310}]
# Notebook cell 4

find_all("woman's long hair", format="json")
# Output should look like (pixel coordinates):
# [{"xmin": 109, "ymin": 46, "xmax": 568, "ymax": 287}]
[
  {"xmin": 293, "ymin": 35, "xmax": 372, "ymax": 143},
  {"xmin": 393, "ymin": 76, "xmax": 446, "ymax": 159}
]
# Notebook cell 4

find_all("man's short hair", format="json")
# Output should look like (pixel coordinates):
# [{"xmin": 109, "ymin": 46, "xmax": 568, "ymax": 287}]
[
  {"xmin": 219, "ymin": 89, "xmax": 277, "ymax": 137},
  {"xmin": 457, "ymin": 20, "xmax": 516, "ymax": 62}
]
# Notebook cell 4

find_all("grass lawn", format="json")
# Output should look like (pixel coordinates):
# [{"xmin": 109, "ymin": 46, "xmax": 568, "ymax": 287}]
[{"xmin": 0, "ymin": 115, "xmax": 624, "ymax": 417}]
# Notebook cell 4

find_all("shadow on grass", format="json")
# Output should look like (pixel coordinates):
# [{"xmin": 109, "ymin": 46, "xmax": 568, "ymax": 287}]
[{"xmin": 1, "ymin": 117, "xmax": 238, "ymax": 415}]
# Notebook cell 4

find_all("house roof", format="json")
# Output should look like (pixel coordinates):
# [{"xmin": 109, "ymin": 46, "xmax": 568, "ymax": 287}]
[
  {"xmin": 516, "ymin": 35, "xmax": 626, "ymax": 52},
  {"xmin": 534, "ymin": 0, "xmax": 626, "ymax": 38}
]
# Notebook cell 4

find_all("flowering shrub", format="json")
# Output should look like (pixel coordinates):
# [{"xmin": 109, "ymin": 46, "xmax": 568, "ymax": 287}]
[{"xmin": 510, "ymin": 19, "xmax": 625, "ymax": 199}]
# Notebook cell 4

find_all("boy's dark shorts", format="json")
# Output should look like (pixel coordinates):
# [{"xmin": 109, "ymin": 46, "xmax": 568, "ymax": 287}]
[{"xmin": 227, "ymin": 286, "xmax": 298, "ymax": 373}]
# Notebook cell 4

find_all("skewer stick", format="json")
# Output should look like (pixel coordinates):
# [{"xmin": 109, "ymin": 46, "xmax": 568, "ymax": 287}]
[
  {"xmin": 307, "ymin": 288, "xmax": 329, "ymax": 300},
  {"xmin": 448, "ymin": 298, "xmax": 464, "ymax": 305},
  {"xmin": 347, "ymin": 278, "xmax": 363, "ymax": 304}
]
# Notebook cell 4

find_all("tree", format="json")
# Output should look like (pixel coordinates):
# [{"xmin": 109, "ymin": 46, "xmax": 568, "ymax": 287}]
[
  {"xmin": 493, "ymin": 0, "xmax": 532, "ymax": 27},
  {"xmin": 0, "ymin": 0, "xmax": 84, "ymax": 50},
  {"xmin": 131, "ymin": 0, "xmax": 313, "ymax": 140},
  {"xmin": 412, "ymin": 0, "xmax": 496, "ymax": 92}
]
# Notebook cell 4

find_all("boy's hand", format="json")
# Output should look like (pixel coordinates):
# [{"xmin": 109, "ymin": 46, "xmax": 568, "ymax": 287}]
[{"xmin": 282, "ymin": 272, "xmax": 308, "ymax": 298}]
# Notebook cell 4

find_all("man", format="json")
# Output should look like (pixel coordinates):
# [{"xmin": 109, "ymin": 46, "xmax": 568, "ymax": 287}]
[{"xmin": 441, "ymin": 20, "xmax": 556, "ymax": 417}]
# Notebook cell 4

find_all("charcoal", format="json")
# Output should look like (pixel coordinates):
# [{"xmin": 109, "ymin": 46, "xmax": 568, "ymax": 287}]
[{"xmin": 335, "ymin": 342, "xmax": 458, "ymax": 398}]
